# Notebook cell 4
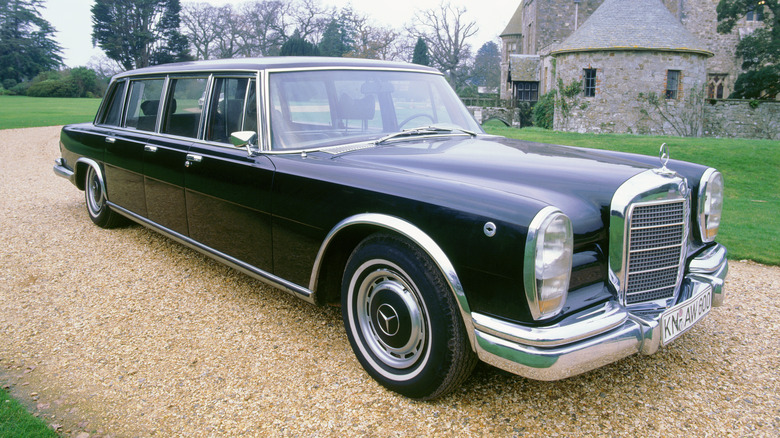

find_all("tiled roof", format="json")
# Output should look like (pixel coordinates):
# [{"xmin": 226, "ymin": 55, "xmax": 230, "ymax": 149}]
[
  {"xmin": 500, "ymin": 3, "xmax": 524, "ymax": 37},
  {"xmin": 508, "ymin": 55, "xmax": 540, "ymax": 81},
  {"xmin": 551, "ymin": 0, "xmax": 712, "ymax": 56}
]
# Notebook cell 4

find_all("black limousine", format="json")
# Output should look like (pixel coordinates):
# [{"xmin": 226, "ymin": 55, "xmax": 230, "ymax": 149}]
[{"xmin": 54, "ymin": 57, "xmax": 728, "ymax": 400}]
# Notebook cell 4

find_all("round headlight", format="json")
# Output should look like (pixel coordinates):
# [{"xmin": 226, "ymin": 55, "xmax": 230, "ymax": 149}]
[
  {"xmin": 698, "ymin": 169, "xmax": 724, "ymax": 242},
  {"xmin": 524, "ymin": 207, "xmax": 573, "ymax": 320}
]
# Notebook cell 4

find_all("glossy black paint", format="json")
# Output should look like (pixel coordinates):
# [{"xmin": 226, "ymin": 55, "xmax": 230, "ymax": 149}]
[{"xmin": 57, "ymin": 58, "xmax": 715, "ymax": 327}]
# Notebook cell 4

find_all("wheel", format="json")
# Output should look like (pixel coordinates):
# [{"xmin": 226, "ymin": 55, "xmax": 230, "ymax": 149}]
[
  {"xmin": 84, "ymin": 165, "xmax": 123, "ymax": 228},
  {"xmin": 342, "ymin": 233, "xmax": 477, "ymax": 400},
  {"xmin": 398, "ymin": 113, "xmax": 435, "ymax": 129}
]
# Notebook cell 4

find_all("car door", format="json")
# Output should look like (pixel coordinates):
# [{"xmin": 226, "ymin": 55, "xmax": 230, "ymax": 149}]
[
  {"xmin": 103, "ymin": 78, "xmax": 165, "ymax": 217},
  {"xmin": 184, "ymin": 76, "xmax": 276, "ymax": 272},
  {"xmin": 142, "ymin": 76, "xmax": 208, "ymax": 235}
]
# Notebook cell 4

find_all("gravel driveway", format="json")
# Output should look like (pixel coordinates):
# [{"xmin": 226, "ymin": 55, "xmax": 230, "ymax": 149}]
[{"xmin": 1, "ymin": 126, "xmax": 778, "ymax": 437}]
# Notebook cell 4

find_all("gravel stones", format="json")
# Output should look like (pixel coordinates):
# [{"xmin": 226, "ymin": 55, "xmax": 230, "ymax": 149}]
[{"xmin": 1, "ymin": 126, "xmax": 779, "ymax": 437}]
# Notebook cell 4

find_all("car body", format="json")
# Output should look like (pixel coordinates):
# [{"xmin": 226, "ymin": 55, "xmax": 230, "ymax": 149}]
[{"xmin": 54, "ymin": 57, "xmax": 728, "ymax": 400}]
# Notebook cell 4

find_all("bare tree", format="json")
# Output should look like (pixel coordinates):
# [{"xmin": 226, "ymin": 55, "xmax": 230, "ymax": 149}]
[
  {"xmin": 181, "ymin": 2, "xmax": 220, "ymax": 60},
  {"xmin": 211, "ymin": 4, "xmax": 247, "ymax": 59},
  {"xmin": 284, "ymin": 0, "xmax": 332, "ymax": 43},
  {"xmin": 347, "ymin": 16, "xmax": 402, "ymax": 60},
  {"xmin": 408, "ymin": 2, "xmax": 477, "ymax": 86},
  {"xmin": 241, "ymin": 0, "xmax": 288, "ymax": 56}
]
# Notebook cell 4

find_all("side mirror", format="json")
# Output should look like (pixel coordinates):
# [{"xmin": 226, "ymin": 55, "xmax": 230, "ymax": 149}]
[{"xmin": 229, "ymin": 131, "xmax": 260, "ymax": 156}]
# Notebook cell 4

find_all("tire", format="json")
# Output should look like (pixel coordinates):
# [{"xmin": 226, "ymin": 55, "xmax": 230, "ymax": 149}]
[
  {"xmin": 84, "ymin": 165, "xmax": 123, "ymax": 228},
  {"xmin": 342, "ymin": 233, "xmax": 477, "ymax": 400}
]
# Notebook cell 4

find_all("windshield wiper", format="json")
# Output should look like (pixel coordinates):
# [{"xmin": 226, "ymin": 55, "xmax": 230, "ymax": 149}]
[{"xmin": 373, "ymin": 124, "xmax": 477, "ymax": 145}]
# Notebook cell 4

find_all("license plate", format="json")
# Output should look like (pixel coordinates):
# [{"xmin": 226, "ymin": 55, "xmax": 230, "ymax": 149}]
[{"xmin": 661, "ymin": 287, "xmax": 713, "ymax": 345}]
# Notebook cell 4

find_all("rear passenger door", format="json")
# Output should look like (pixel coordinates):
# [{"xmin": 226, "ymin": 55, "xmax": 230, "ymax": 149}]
[
  {"xmin": 142, "ymin": 76, "xmax": 208, "ymax": 235},
  {"xmin": 103, "ymin": 78, "xmax": 165, "ymax": 217},
  {"xmin": 184, "ymin": 76, "xmax": 276, "ymax": 272}
]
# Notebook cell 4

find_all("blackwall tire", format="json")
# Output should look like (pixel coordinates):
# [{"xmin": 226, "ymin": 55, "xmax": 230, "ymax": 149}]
[
  {"xmin": 85, "ymin": 165, "xmax": 123, "ymax": 228},
  {"xmin": 342, "ymin": 233, "xmax": 477, "ymax": 400}
]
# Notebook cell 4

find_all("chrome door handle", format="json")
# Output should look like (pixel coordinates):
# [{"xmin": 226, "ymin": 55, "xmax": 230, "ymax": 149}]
[
  {"xmin": 144, "ymin": 145, "xmax": 158, "ymax": 152},
  {"xmin": 185, "ymin": 154, "xmax": 202, "ymax": 167},
  {"xmin": 105, "ymin": 137, "xmax": 116, "ymax": 144}
]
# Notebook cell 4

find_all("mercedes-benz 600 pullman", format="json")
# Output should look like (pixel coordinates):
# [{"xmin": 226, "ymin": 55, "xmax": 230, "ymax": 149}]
[{"xmin": 54, "ymin": 58, "xmax": 728, "ymax": 400}]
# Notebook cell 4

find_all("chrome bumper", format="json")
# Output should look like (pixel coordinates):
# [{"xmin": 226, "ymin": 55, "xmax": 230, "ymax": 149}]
[
  {"xmin": 472, "ymin": 244, "xmax": 728, "ymax": 381},
  {"xmin": 53, "ymin": 158, "xmax": 76, "ymax": 184}
]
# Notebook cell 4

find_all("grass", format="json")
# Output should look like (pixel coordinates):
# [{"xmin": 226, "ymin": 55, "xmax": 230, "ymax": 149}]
[
  {"xmin": 0, "ymin": 95, "xmax": 101, "ymax": 130},
  {"xmin": 0, "ymin": 98, "xmax": 776, "ymax": 263},
  {"xmin": 483, "ymin": 121, "xmax": 780, "ymax": 265},
  {"xmin": 0, "ymin": 389, "xmax": 58, "ymax": 438}
]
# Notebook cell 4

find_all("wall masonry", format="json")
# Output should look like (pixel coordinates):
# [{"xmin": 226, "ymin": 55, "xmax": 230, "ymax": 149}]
[{"xmin": 703, "ymin": 100, "xmax": 780, "ymax": 140}]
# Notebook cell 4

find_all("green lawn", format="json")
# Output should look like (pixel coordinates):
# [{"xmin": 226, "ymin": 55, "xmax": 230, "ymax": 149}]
[
  {"xmin": 483, "ymin": 123, "xmax": 780, "ymax": 265},
  {"xmin": 0, "ymin": 98, "xmax": 775, "ymax": 264},
  {"xmin": 0, "ymin": 389, "xmax": 58, "ymax": 438},
  {"xmin": 0, "ymin": 95, "xmax": 101, "ymax": 129}
]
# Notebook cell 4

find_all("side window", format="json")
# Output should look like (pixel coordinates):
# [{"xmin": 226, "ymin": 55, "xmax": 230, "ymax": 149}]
[
  {"xmin": 124, "ymin": 79, "xmax": 164, "ymax": 131},
  {"xmin": 99, "ymin": 81, "xmax": 125, "ymax": 126},
  {"xmin": 205, "ymin": 77, "xmax": 258, "ymax": 143},
  {"xmin": 583, "ymin": 69, "xmax": 597, "ymax": 97},
  {"xmin": 665, "ymin": 70, "xmax": 681, "ymax": 100},
  {"xmin": 162, "ymin": 77, "xmax": 208, "ymax": 138}
]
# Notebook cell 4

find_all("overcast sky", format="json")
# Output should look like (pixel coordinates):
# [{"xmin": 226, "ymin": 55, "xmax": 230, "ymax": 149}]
[{"xmin": 40, "ymin": 0, "xmax": 518, "ymax": 68}]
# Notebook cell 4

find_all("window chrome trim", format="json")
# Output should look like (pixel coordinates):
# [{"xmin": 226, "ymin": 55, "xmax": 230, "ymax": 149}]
[{"xmin": 609, "ymin": 169, "xmax": 690, "ymax": 306}]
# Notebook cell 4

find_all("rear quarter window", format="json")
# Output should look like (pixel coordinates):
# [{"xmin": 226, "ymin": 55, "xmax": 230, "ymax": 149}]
[{"xmin": 99, "ymin": 81, "xmax": 126, "ymax": 126}]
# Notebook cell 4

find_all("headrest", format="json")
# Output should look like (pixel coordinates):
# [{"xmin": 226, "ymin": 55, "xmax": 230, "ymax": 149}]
[{"xmin": 140, "ymin": 100, "xmax": 159, "ymax": 116}]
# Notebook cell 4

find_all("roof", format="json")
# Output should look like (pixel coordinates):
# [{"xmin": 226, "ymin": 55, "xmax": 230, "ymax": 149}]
[
  {"xmin": 508, "ymin": 55, "xmax": 540, "ymax": 81},
  {"xmin": 551, "ymin": 0, "xmax": 713, "ymax": 57},
  {"xmin": 500, "ymin": 3, "xmax": 524, "ymax": 37},
  {"xmin": 113, "ymin": 57, "xmax": 441, "ymax": 79}
]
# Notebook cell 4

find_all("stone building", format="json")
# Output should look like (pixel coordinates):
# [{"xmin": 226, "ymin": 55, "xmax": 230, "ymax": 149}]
[{"xmin": 499, "ymin": 0, "xmax": 770, "ymax": 135}]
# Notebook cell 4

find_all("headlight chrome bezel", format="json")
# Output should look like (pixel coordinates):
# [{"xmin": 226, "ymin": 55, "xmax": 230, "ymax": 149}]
[
  {"xmin": 698, "ymin": 169, "xmax": 724, "ymax": 243},
  {"xmin": 523, "ymin": 207, "xmax": 574, "ymax": 321}
]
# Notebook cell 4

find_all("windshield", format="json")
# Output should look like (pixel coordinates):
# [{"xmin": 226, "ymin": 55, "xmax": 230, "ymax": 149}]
[{"xmin": 268, "ymin": 69, "xmax": 482, "ymax": 151}]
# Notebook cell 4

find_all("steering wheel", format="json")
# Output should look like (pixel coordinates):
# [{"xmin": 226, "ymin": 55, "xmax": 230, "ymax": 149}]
[{"xmin": 398, "ymin": 113, "xmax": 435, "ymax": 129}]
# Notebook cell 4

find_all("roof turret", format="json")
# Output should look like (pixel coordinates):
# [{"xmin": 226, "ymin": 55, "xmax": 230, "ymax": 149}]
[{"xmin": 551, "ymin": 0, "xmax": 712, "ymax": 56}]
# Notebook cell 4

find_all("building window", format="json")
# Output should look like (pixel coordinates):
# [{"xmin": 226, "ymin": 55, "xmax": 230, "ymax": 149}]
[
  {"xmin": 707, "ymin": 73, "xmax": 727, "ymax": 99},
  {"xmin": 747, "ymin": 6, "xmax": 764, "ymax": 22},
  {"xmin": 515, "ymin": 81, "xmax": 538, "ymax": 102},
  {"xmin": 583, "ymin": 69, "xmax": 597, "ymax": 97},
  {"xmin": 666, "ymin": 70, "xmax": 680, "ymax": 99}
]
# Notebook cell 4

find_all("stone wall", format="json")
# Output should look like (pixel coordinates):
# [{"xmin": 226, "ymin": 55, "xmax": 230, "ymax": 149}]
[
  {"xmin": 703, "ymin": 100, "xmax": 780, "ymax": 140},
  {"xmin": 467, "ymin": 106, "xmax": 523, "ymax": 127},
  {"xmin": 553, "ymin": 50, "xmax": 709, "ymax": 136},
  {"xmin": 679, "ymin": 0, "xmax": 742, "ymax": 97}
]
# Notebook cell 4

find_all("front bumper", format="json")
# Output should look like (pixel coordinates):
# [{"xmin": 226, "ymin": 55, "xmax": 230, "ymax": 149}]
[{"xmin": 472, "ymin": 243, "xmax": 728, "ymax": 381}]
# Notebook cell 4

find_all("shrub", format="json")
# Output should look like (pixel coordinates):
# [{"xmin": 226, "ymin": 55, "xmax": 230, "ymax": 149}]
[
  {"xmin": 23, "ymin": 68, "xmax": 104, "ymax": 98},
  {"xmin": 533, "ymin": 90, "xmax": 555, "ymax": 129},
  {"xmin": 26, "ymin": 79, "xmax": 80, "ymax": 97}
]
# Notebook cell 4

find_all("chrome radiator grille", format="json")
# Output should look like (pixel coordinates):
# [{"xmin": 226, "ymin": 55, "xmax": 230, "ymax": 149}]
[{"xmin": 625, "ymin": 200, "xmax": 686, "ymax": 304}]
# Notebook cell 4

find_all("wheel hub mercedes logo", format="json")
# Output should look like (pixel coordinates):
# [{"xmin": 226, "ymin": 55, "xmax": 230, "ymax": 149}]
[{"xmin": 376, "ymin": 303, "xmax": 400, "ymax": 336}]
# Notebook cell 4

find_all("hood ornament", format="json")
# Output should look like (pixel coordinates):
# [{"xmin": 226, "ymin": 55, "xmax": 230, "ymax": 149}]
[
  {"xmin": 655, "ymin": 143, "xmax": 676, "ymax": 176},
  {"xmin": 660, "ymin": 143, "xmax": 670, "ymax": 168}
]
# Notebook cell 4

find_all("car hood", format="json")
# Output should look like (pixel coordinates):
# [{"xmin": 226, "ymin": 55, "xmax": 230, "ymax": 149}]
[{"xmin": 332, "ymin": 135, "xmax": 657, "ymax": 237}]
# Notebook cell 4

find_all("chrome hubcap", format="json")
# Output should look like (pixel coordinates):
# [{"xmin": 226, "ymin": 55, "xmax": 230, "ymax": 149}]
[
  {"xmin": 86, "ymin": 168, "xmax": 103, "ymax": 215},
  {"xmin": 356, "ymin": 266, "xmax": 427, "ymax": 369}
]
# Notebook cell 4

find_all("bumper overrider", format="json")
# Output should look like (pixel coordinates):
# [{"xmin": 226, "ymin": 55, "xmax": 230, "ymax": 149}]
[{"xmin": 471, "ymin": 243, "xmax": 728, "ymax": 381}]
